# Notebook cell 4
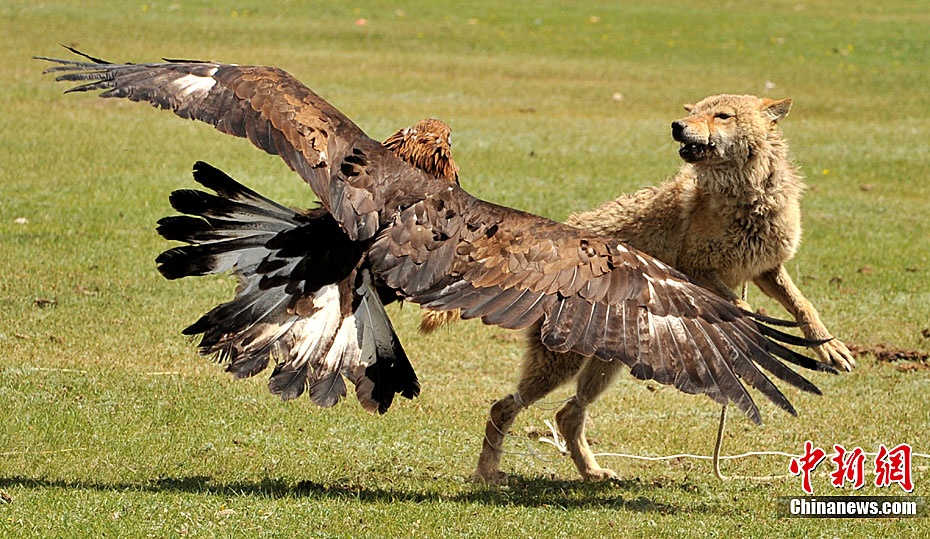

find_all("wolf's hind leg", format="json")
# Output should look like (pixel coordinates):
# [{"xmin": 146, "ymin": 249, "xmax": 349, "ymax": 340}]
[
  {"xmin": 473, "ymin": 326, "xmax": 585, "ymax": 483},
  {"xmin": 556, "ymin": 357, "xmax": 622, "ymax": 481}
]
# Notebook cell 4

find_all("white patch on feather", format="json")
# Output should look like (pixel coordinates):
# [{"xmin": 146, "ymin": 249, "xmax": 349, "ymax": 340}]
[
  {"xmin": 644, "ymin": 273, "xmax": 688, "ymax": 290},
  {"xmin": 320, "ymin": 313, "xmax": 359, "ymax": 375},
  {"xmin": 642, "ymin": 273, "xmax": 702, "ymax": 318},
  {"xmin": 289, "ymin": 284, "xmax": 343, "ymax": 367},
  {"xmin": 306, "ymin": 269, "xmax": 405, "ymax": 409},
  {"xmin": 308, "ymin": 312, "xmax": 361, "ymax": 406},
  {"xmin": 172, "ymin": 74, "xmax": 216, "ymax": 97}
]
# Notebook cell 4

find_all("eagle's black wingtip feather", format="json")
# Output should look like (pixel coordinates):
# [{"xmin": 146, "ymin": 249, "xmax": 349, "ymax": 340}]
[
  {"xmin": 743, "ymin": 309, "xmax": 802, "ymax": 327},
  {"xmin": 59, "ymin": 44, "xmax": 111, "ymax": 64},
  {"xmin": 821, "ymin": 363, "xmax": 840, "ymax": 375},
  {"xmin": 162, "ymin": 57, "xmax": 213, "ymax": 64},
  {"xmin": 192, "ymin": 161, "xmax": 224, "ymax": 180}
]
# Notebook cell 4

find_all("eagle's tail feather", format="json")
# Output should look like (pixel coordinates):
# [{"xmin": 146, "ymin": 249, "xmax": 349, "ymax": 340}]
[{"xmin": 156, "ymin": 162, "xmax": 417, "ymax": 412}]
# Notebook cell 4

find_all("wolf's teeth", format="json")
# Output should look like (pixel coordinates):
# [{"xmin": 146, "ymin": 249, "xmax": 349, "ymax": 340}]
[{"xmin": 709, "ymin": 142, "xmax": 716, "ymax": 148}]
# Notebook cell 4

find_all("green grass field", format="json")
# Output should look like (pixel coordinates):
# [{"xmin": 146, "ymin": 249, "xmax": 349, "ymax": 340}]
[{"xmin": 2, "ymin": 1, "xmax": 929, "ymax": 536}]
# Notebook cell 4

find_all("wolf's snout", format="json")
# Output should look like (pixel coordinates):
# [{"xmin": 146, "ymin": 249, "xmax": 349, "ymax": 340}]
[{"xmin": 671, "ymin": 120, "xmax": 686, "ymax": 140}]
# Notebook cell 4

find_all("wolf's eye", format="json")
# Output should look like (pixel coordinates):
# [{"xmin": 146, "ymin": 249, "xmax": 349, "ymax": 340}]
[{"xmin": 714, "ymin": 112, "xmax": 733, "ymax": 120}]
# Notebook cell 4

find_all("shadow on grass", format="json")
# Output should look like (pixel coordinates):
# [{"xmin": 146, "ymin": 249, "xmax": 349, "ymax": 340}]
[{"xmin": 0, "ymin": 474, "xmax": 713, "ymax": 513}]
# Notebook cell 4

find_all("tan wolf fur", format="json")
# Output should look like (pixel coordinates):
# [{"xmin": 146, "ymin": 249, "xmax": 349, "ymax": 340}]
[{"xmin": 471, "ymin": 94, "xmax": 853, "ymax": 483}]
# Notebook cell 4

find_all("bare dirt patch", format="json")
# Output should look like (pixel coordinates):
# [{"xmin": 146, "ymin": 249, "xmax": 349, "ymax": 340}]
[{"xmin": 848, "ymin": 342, "xmax": 930, "ymax": 371}]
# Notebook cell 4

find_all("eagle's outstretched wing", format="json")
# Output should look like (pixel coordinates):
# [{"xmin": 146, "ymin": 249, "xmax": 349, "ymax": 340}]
[
  {"xmin": 37, "ymin": 49, "xmax": 436, "ymax": 241},
  {"xmin": 367, "ymin": 188, "xmax": 834, "ymax": 424},
  {"xmin": 39, "ymin": 50, "xmax": 835, "ymax": 423}
]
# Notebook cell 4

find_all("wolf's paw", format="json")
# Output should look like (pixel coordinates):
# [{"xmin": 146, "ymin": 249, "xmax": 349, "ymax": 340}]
[
  {"xmin": 814, "ymin": 338, "xmax": 856, "ymax": 372},
  {"xmin": 581, "ymin": 467, "xmax": 618, "ymax": 482},
  {"xmin": 472, "ymin": 468, "xmax": 508, "ymax": 485}
]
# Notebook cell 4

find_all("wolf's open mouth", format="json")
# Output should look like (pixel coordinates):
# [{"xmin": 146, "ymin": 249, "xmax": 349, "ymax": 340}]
[{"xmin": 678, "ymin": 141, "xmax": 715, "ymax": 162}]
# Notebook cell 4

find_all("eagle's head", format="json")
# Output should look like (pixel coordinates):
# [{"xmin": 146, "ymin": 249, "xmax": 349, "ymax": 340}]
[{"xmin": 383, "ymin": 118, "xmax": 459, "ymax": 185}]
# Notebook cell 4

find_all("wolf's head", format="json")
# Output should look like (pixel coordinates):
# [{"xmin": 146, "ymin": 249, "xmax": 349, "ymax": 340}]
[{"xmin": 671, "ymin": 95, "xmax": 791, "ymax": 167}]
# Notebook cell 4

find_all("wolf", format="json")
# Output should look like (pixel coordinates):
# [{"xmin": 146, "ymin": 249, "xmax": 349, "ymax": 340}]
[{"xmin": 471, "ymin": 94, "xmax": 852, "ymax": 482}]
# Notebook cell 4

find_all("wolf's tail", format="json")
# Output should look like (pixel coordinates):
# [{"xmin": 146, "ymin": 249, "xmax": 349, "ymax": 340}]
[{"xmin": 156, "ymin": 161, "xmax": 419, "ymax": 413}]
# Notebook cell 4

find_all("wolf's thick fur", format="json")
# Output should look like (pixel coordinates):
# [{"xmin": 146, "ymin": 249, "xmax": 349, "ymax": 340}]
[{"xmin": 473, "ymin": 94, "xmax": 852, "ymax": 483}]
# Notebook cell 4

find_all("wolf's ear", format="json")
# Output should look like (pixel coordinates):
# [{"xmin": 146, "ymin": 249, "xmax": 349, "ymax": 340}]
[
  {"xmin": 683, "ymin": 103, "xmax": 694, "ymax": 113},
  {"xmin": 762, "ymin": 98, "xmax": 792, "ymax": 122}
]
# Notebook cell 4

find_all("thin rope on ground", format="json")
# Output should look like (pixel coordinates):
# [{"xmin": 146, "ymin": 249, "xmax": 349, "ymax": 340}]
[
  {"xmin": 1, "ymin": 448, "xmax": 88, "ymax": 457},
  {"xmin": 699, "ymin": 285, "xmax": 792, "ymax": 480},
  {"xmin": 709, "ymin": 404, "xmax": 793, "ymax": 481},
  {"xmin": 26, "ymin": 366, "xmax": 88, "ymax": 374},
  {"xmin": 486, "ymin": 385, "xmax": 930, "ymax": 478},
  {"xmin": 591, "ymin": 450, "xmax": 801, "ymax": 461},
  {"xmin": 481, "ymin": 393, "xmax": 574, "ymax": 461},
  {"xmin": 484, "ymin": 406, "xmax": 563, "ymax": 463},
  {"xmin": 528, "ymin": 396, "xmax": 574, "ymax": 412}
]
